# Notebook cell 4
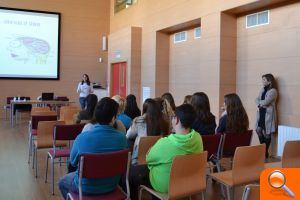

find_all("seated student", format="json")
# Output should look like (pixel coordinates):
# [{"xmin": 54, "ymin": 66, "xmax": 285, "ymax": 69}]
[
  {"xmin": 112, "ymin": 95, "xmax": 132, "ymax": 130},
  {"xmin": 191, "ymin": 92, "xmax": 216, "ymax": 135},
  {"xmin": 124, "ymin": 94, "xmax": 141, "ymax": 120},
  {"xmin": 146, "ymin": 104, "xmax": 203, "ymax": 193},
  {"xmin": 126, "ymin": 98, "xmax": 169, "ymax": 165},
  {"xmin": 75, "ymin": 94, "xmax": 98, "ymax": 124},
  {"xmin": 58, "ymin": 97, "xmax": 127, "ymax": 199},
  {"xmin": 216, "ymin": 93, "xmax": 249, "ymax": 134}
]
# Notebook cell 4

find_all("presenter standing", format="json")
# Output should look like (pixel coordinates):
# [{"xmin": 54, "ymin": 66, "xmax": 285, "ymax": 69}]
[
  {"xmin": 77, "ymin": 74, "xmax": 93, "ymax": 109},
  {"xmin": 255, "ymin": 73, "xmax": 278, "ymax": 159}
]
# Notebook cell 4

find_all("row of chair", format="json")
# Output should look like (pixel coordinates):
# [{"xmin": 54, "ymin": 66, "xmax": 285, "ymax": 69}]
[
  {"xmin": 27, "ymin": 106, "xmax": 82, "ymax": 194},
  {"xmin": 66, "ymin": 144, "xmax": 264, "ymax": 200}
]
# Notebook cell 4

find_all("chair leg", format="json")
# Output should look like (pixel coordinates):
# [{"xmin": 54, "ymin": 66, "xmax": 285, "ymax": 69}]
[
  {"xmin": 226, "ymin": 186, "xmax": 232, "ymax": 200},
  {"xmin": 45, "ymin": 154, "xmax": 49, "ymax": 183},
  {"xmin": 35, "ymin": 149, "xmax": 38, "ymax": 178},
  {"xmin": 52, "ymin": 157, "xmax": 55, "ymax": 195},
  {"xmin": 201, "ymin": 191, "xmax": 205, "ymax": 200},
  {"xmin": 32, "ymin": 145, "xmax": 35, "ymax": 169},
  {"xmin": 138, "ymin": 187, "xmax": 143, "ymax": 200},
  {"xmin": 28, "ymin": 134, "xmax": 32, "ymax": 164}
]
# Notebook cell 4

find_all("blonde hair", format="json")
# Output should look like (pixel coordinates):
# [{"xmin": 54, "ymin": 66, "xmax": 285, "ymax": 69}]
[
  {"xmin": 162, "ymin": 99, "xmax": 174, "ymax": 119},
  {"xmin": 112, "ymin": 95, "xmax": 126, "ymax": 114}
]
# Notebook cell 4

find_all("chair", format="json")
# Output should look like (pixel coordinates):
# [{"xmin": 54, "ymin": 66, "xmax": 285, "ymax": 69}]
[
  {"xmin": 32, "ymin": 120, "xmax": 66, "ymax": 177},
  {"xmin": 67, "ymin": 149, "xmax": 131, "ymax": 200},
  {"xmin": 242, "ymin": 184, "xmax": 260, "ymax": 200},
  {"xmin": 222, "ymin": 130, "xmax": 253, "ymax": 158},
  {"xmin": 59, "ymin": 106, "xmax": 80, "ymax": 124},
  {"xmin": 209, "ymin": 144, "xmax": 265, "ymax": 200},
  {"xmin": 137, "ymin": 136, "xmax": 161, "ymax": 165},
  {"xmin": 202, "ymin": 134, "xmax": 223, "ymax": 172},
  {"xmin": 3, "ymin": 97, "xmax": 13, "ymax": 120},
  {"xmin": 31, "ymin": 106, "xmax": 51, "ymax": 115},
  {"xmin": 45, "ymin": 123, "xmax": 85, "ymax": 194},
  {"xmin": 265, "ymin": 140, "xmax": 300, "ymax": 168},
  {"xmin": 28, "ymin": 112, "xmax": 58, "ymax": 164},
  {"xmin": 139, "ymin": 151, "xmax": 208, "ymax": 200}
]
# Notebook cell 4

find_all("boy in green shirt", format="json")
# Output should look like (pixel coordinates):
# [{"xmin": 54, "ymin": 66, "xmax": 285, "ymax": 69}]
[{"xmin": 146, "ymin": 104, "xmax": 203, "ymax": 193}]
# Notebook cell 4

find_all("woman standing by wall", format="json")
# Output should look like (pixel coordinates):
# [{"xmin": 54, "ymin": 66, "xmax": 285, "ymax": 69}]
[
  {"xmin": 255, "ymin": 73, "xmax": 278, "ymax": 158},
  {"xmin": 77, "ymin": 74, "xmax": 93, "ymax": 109}
]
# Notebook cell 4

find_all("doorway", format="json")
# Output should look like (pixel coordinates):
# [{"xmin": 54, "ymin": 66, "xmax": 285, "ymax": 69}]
[{"xmin": 111, "ymin": 62, "xmax": 127, "ymax": 97}]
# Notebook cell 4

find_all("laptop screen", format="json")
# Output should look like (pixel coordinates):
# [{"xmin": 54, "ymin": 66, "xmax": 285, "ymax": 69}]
[{"xmin": 41, "ymin": 93, "xmax": 54, "ymax": 100}]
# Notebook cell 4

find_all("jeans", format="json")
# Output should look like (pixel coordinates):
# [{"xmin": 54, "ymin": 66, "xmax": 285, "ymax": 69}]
[
  {"xmin": 79, "ymin": 97, "xmax": 86, "ymax": 109},
  {"xmin": 59, "ymin": 172, "xmax": 77, "ymax": 200}
]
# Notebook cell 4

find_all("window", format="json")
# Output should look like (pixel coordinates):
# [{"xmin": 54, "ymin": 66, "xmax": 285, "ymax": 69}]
[
  {"xmin": 194, "ymin": 27, "xmax": 201, "ymax": 39},
  {"xmin": 114, "ymin": 0, "xmax": 137, "ymax": 13},
  {"xmin": 246, "ymin": 10, "xmax": 269, "ymax": 28},
  {"xmin": 174, "ymin": 31, "xmax": 187, "ymax": 43}
]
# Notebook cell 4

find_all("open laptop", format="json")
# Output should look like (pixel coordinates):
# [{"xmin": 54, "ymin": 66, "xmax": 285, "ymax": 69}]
[{"xmin": 41, "ymin": 93, "xmax": 54, "ymax": 100}]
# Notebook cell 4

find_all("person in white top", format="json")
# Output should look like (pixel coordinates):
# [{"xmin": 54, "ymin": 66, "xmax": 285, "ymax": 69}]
[{"xmin": 77, "ymin": 74, "xmax": 94, "ymax": 109}]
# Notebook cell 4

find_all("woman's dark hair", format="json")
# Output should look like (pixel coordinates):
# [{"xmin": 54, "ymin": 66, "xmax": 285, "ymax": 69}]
[
  {"xmin": 191, "ymin": 92, "xmax": 215, "ymax": 124},
  {"xmin": 224, "ymin": 93, "xmax": 249, "ymax": 133},
  {"xmin": 85, "ymin": 94, "xmax": 98, "ymax": 118},
  {"xmin": 143, "ymin": 98, "xmax": 169, "ymax": 136},
  {"xmin": 262, "ymin": 73, "xmax": 277, "ymax": 90},
  {"xmin": 183, "ymin": 95, "xmax": 192, "ymax": 104},
  {"xmin": 81, "ymin": 74, "xmax": 91, "ymax": 86},
  {"xmin": 124, "ymin": 94, "xmax": 141, "ymax": 119},
  {"xmin": 94, "ymin": 97, "xmax": 118, "ymax": 125},
  {"xmin": 161, "ymin": 92, "xmax": 176, "ymax": 111},
  {"xmin": 175, "ymin": 104, "xmax": 196, "ymax": 129}
]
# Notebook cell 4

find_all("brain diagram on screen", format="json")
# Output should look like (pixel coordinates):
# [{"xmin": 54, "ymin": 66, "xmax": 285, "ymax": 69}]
[{"xmin": 7, "ymin": 36, "xmax": 50, "ymax": 64}]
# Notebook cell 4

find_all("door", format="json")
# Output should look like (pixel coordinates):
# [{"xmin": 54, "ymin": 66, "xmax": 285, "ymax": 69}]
[{"xmin": 111, "ymin": 62, "xmax": 127, "ymax": 97}]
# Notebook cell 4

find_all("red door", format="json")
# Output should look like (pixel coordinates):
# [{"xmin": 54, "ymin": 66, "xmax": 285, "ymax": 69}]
[{"xmin": 111, "ymin": 62, "xmax": 127, "ymax": 97}]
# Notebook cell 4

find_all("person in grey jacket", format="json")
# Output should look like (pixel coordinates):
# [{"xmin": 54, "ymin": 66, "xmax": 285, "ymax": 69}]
[{"xmin": 255, "ymin": 73, "xmax": 278, "ymax": 158}]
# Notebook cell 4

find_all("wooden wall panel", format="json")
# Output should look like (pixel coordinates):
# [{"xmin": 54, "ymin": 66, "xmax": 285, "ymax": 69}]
[
  {"xmin": 237, "ymin": 2, "xmax": 300, "ymax": 129},
  {"xmin": 0, "ymin": 0, "xmax": 110, "ymax": 113}
]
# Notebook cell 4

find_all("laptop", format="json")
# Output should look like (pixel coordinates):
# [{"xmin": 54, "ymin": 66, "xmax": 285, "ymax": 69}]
[{"xmin": 41, "ymin": 93, "xmax": 54, "ymax": 100}]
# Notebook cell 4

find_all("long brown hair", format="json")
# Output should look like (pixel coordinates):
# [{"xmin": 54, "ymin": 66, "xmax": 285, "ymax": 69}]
[
  {"xmin": 224, "ymin": 93, "xmax": 249, "ymax": 133},
  {"xmin": 143, "ymin": 98, "xmax": 169, "ymax": 136},
  {"xmin": 262, "ymin": 73, "xmax": 277, "ymax": 90},
  {"xmin": 191, "ymin": 92, "xmax": 215, "ymax": 124}
]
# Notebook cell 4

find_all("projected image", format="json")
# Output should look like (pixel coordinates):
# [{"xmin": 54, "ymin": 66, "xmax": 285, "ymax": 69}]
[
  {"xmin": 7, "ymin": 36, "xmax": 50, "ymax": 64},
  {"xmin": 0, "ymin": 7, "xmax": 60, "ymax": 79}
]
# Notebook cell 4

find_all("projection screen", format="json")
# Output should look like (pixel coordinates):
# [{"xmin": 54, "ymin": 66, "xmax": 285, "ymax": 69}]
[{"xmin": 0, "ymin": 7, "xmax": 60, "ymax": 79}]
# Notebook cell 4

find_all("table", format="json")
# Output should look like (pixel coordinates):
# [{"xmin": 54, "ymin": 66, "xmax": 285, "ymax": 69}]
[{"xmin": 10, "ymin": 100, "xmax": 74, "ymax": 127}]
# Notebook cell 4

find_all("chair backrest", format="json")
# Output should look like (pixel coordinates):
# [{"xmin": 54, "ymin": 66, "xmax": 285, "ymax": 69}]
[
  {"xmin": 31, "ymin": 106, "xmax": 51, "ymax": 114},
  {"xmin": 31, "ymin": 114, "xmax": 57, "ymax": 130},
  {"xmin": 222, "ymin": 130, "xmax": 253, "ymax": 157},
  {"xmin": 137, "ymin": 136, "xmax": 161, "ymax": 165},
  {"xmin": 232, "ymin": 144, "xmax": 265, "ymax": 185},
  {"xmin": 168, "ymin": 151, "xmax": 207, "ymax": 199},
  {"xmin": 54, "ymin": 123, "xmax": 85, "ymax": 141},
  {"xmin": 78, "ymin": 150, "xmax": 131, "ymax": 198},
  {"xmin": 282, "ymin": 140, "xmax": 300, "ymax": 167},
  {"xmin": 202, "ymin": 134, "xmax": 223, "ymax": 160},
  {"xmin": 59, "ymin": 106, "xmax": 80, "ymax": 123},
  {"xmin": 6, "ymin": 97, "xmax": 14, "ymax": 104},
  {"xmin": 242, "ymin": 184, "xmax": 260, "ymax": 200},
  {"xmin": 36, "ymin": 121, "xmax": 65, "ymax": 148}
]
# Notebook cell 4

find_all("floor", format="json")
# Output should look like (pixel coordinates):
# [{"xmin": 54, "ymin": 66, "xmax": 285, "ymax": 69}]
[{"xmin": 0, "ymin": 116, "xmax": 259, "ymax": 200}]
